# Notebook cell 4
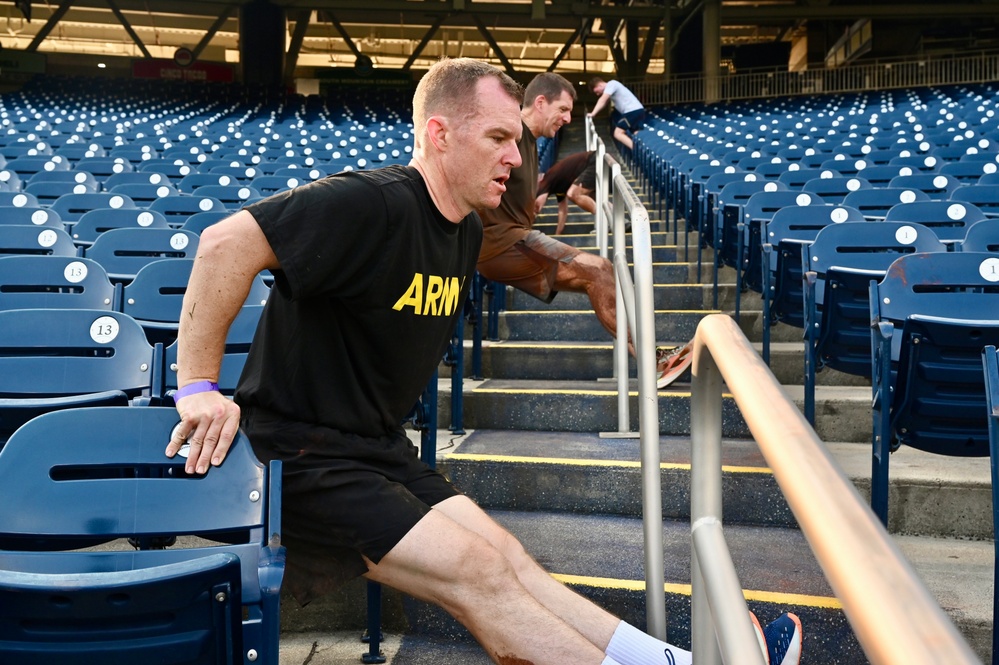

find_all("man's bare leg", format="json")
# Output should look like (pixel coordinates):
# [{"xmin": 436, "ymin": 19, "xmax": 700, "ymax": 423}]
[
  {"xmin": 556, "ymin": 198, "xmax": 569, "ymax": 235},
  {"xmin": 364, "ymin": 506, "xmax": 609, "ymax": 665},
  {"xmin": 434, "ymin": 495, "xmax": 621, "ymax": 651},
  {"xmin": 613, "ymin": 127, "xmax": 634, "ymax": 150},
  {"xmin": 567, "ymin": 184, "xmax": 596, "ymax": 215}
]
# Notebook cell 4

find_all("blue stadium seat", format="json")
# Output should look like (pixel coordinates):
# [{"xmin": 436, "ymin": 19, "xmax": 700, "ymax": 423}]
[
  {"xmin": 0, "ymin": 406, "xmax": 284, "ymax": 665},
  {"xmin": 0, "ymin": 225, "xmax": 78, "ymax": 257},
  {"xmin": 883, "ymin": 200, "xmax": 988, "ymax": 244},
  {"xmin": 84, "ymin": 227, "xmax": 199, "ymax": 283},
  {"xmin": 148, "ymin": 194, "xmax": 227, "ymax": 227},
  {"xmin": 50, "ymin": 192, "xmax": 137, "ymax": 223},
  {"xmin": 24, "ymin": 180, "xmax": 96, "ymax": 206},
  {"xmin": 0, "ymin": 255, "xmax": 118, "ymax": 311},
  {"xmin": 252, "ymin": 174, "xmax": 304, "ymax": 197},
  {"xmin": 759, "ymin": 204, "xmax": 867, "ymax": 363},
  {"xmin": 0, "ymin": 309, "xmax": 158, "ymax": 442},
  {"xmin": 107, "ymin": 182, "xmax": 179, "ymax": 206},
  {"xmin": 801, "ymin": 175, "xmax": 872, "ymax": 202},
  {"xmin": 888, "ymin": 173, "xmax": 962, "ymax": 200},
  {"xmin": 958, "ymin": 219, "xmax": 999, "ymax": 252},
  {"xmin": 871, "ymin": 252, "xmax": 999, "ymax": 529},
  {"xmin": 71, "ymin": 208, "xmax": 171, "ymax": 246},
  {"xmin": 841, "ymin": 187, "xmax": 930, "ymax": 220},
  {"xmin": 192, "ymin": 184, "xmax": 261, "ymax": 210},
  {"xmin": 0, "ymin": 206, "xmax": 64, "ymax": 229},
  {"xmin": 950, "ymin": 184, "xmax": 999, "ymax": 217},
  {"xmin": 803, "ymin": 222, "xmax": 947, "ymax": 423}
]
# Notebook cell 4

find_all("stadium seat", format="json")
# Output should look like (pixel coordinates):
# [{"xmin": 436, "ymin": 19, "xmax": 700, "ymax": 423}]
[
  {"xmin": 759, "ymin": 204, "xmax": 867, "ymax": 363},
  {"xmin": 883, "ymin": 200, "xmax": 988, "ymax": 243},
  {"xmin": 193, "ymin": 184, "xmax": 262, "ymax": 209},
  {"xmin": 107, "ymin": 182, "xmax": 179, "ymax": 206},
  {"xmin": 841, "ymin": 187, "xmax": 930, "ymax": 220},
  {"xmin": 0, "ymin": 255, "xmax": 119, "ymax": 311},
  {"xmin": 0, "ymin": 406, "xmax": 284, "ymax": 664},
  {"xmin": 71, "ymin": 208, "xmax": 171, "ymax": 246},
  {"xmin": 180, "ymin": 210, "xmax": 232, "ymax": 234},
  {"xmin": 0, "ymin": 225, "xmax": 78, "ymax": 257},
  {"xmin": 958, "ymin": 219, "xmax": 999, "ymax": 252},
  {"xmin": 50, "ymin": 192, "xmax": 137, "ymax": 223},
  {"xmin": 803, "ymin": 221, "xmax": 947, "ymax": 423},
  {"xmin": 0, "ymin": 205, "xmax": 64, "ymax": 229},
  {"xmin": 148, "ymin": 194, "xmax": 227, "ymax": 226},
  {"xmin": 950, "ymin": 183, "xmax": 999, "ymax": 217},
  {"xmin": 84, "ymin": 227, "xmax": 199, "ymax": 282},
  {"xmin": 871, "ymin": 252, "xmax": 999, "ymax": 528},
  {"xmin": 0, "ymin": 309, "xmax": 158, "ymax": 442}
]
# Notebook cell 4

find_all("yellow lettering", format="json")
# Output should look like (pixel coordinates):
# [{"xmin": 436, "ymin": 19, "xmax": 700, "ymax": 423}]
[
  {"xmin": 423, "ymin": 275, "xmax": 444, "ymax": 315},
  {"xmin": 392, "ymin": 273, "xmax": 423, "ymax": 312},
  {"xmin": 442, "ymin": 276, "xmax": 463, "ymax": 316}
]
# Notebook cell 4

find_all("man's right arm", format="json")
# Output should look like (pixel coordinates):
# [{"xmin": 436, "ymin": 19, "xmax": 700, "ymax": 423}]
[{"xmin": 165, "ymin": 209, "xmax": 280, "ymax": 475}]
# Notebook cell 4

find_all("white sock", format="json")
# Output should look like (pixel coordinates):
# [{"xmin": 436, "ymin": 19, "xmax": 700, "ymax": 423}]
[
  {"xmin": 605, "ymin": 620, "xmax": 693, "ymax": 665},
  {"xmin": 602, "ymin": 657, "xmax": 624, "ymax": 665}
]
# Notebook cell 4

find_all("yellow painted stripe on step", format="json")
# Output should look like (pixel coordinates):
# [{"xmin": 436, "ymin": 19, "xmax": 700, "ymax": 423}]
[
  {"xmin": 493, "ymin": 342, "xmax": 611, "ymax": 349},
  {"xmin": 551, "ymin": 573, "xmax": 843, "ymax": 609},
  {"xmin": 446, "ymin": 452, "xmax": 770, "ymax": 475},
  {"xmin": 507, "ymin": 309, "xmax": 720, "ymax": 314},
  {"xmin": 470, "ymin": 387, "xmax": 722, "ymax": 399}
]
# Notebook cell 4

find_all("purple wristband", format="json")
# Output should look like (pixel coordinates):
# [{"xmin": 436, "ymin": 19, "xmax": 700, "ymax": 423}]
[{"xmin": 173, "ymin": 380, "xmax": 220, "ymax": 404}]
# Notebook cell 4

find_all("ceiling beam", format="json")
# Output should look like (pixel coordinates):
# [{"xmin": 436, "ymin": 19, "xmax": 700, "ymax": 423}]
[
  {"xmin": 105, "ymin": 0, "xmax": 152, "ymax": 59},
  {"xmin": 403, "ymin": 14, "xmax": 448, "ymax": 71},
  {"xmin": 192, "ymin": 4, "xmax": 237, "ymax": 60},
  {"xmin": 25, "ymin": 0, "xmax": 72, "ymax": 52},
  {"xmin": 547, "ymin": 22, "xmax": 583, "ymax": 72},
  {"xmin": 328, "ymin": 12, "xmax": 364, "ymax": 59},
  {"xmin": 284, "ymin": 9, "xmax": 312, "ymax": 81},
  {"xmin": 471, "ymin": 15, "xmax": 516, "ymax": 75}
]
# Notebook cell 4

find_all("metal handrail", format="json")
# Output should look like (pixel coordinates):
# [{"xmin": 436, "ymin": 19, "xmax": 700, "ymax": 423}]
[
  {"xmin": 585, "ymin": 114, "xmax": 667, "ymax": 640},
  {"xmin": 690, "ymin": 313, "xmax": 981, "ymax": 664}
]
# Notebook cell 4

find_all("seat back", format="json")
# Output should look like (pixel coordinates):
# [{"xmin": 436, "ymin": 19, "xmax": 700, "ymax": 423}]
[
  {"xmin": 950, "ymin": 184, "xmax": 999, "ymax": 217},
  {"xmin": 71, "ymin": 208, "xmax": 170, "ymax": 246},
  {"xmin": 50, "ymin": 192, "xmax": 137, "ymax": 223},
  {"xmin": 0, "ymin": 225, "xmax": 78, "ymax": 257},
  {"xmin": 0, "ymin": 206, "xmax": 64, "ymax": 229},
  {"xmin": 0, "ymin": 406, "xmax": 284, "ymax": 664},
  {"xmin": 883, "ymin": 200, "xmax": 988, "ymax": 243},
  {"xmin": 960, "ymin": 219, "xmax": 999, "ymax": 252},
  {"xmin": 0, "ymin": 255, "xmax": 117, "ymax": 311},
  {"xmin": 800, "ymin": 175, "xmax": 873, "ymax": 202},
  {"xmin": 804, "ymin": 221, "xmax": 946, "ymax": 377},
  {"xmin": 148, "ymin": 195, "xmax": 227, "ymax": 226},
  {"xmin": 85, "ymin": 228, "xmax": 199, "ymax": 282},
  {"xmin": 0, "ymin": 309, "xmax": 156, "ymax": 439},
  {"xmin": 865, "ymin": 252, "xmax": 999, "ymax": 527},
  {"xmin": 841, "ymin": 187, "xmax": 931, "ymax": 220}
]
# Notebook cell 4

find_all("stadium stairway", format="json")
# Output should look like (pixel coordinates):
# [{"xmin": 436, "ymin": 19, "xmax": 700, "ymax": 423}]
[{"xmin": 276, "ymin": 122, "xmax": 994, "ymax": 664}]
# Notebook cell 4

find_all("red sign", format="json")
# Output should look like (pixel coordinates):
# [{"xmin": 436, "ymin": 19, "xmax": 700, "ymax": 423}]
[
  {"xmin": 132, "ymin": 58, "xmax": 234, "ymax": 83},
  {"xmin": 173, "ymin": 47, "xmax": 194, "ymax": 68}
]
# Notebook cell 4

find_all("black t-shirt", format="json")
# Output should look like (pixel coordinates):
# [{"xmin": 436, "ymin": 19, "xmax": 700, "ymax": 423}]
[{"xmin": 235, "ymin": 165, "xmax": 481, "ymax": 438}]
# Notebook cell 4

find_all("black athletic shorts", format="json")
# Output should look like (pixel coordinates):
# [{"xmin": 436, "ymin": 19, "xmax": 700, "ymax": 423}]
[{"xmin": 241, "ymin": 406, "xmax": 460, "ymax": 605}]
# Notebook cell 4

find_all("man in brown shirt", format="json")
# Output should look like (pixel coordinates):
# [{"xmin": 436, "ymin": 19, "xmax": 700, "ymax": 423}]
[{"xmin": 476, "ymin": 73, "xmax": 693, "ymax": 388}]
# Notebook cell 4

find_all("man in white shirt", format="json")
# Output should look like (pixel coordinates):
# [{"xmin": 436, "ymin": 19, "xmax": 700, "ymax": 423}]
[{"xmin": 586, "ymin": 77, "xmax": 646, "ymax": 150}]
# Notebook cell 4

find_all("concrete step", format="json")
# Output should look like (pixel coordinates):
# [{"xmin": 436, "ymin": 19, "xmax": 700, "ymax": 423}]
[
  {"xmin": 439, "ymin": 379, "xmax": 873, "ymax": 443},
  {"xmin": 438, "ymin": 429, "xmax": 993, "ymax": 540},
  {"xmin": 279, "ymin": 505, "xmax": 993, "ymax": 664},
  {"xmin": 440, "ymin": 340, "xmax": 868, "ymax": 388}
]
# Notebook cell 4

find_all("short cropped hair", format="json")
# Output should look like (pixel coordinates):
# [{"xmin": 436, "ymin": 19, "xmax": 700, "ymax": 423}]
[
  {"xmin": 523, "ymin": 73, "xmax": 577, "ymax": 108},
  {"xmin": 587, "ymin": 76, "xmax": 606, "ymax": 92},
  {"xmin": 412, "ymin": 58, "xmax": 523, "ymax": 145}
]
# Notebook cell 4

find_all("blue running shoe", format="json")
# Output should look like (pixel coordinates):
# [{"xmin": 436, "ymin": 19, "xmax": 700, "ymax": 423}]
[{"xmin": 763, "ymin": 612, "xmax": 803, "ymax": 665}]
